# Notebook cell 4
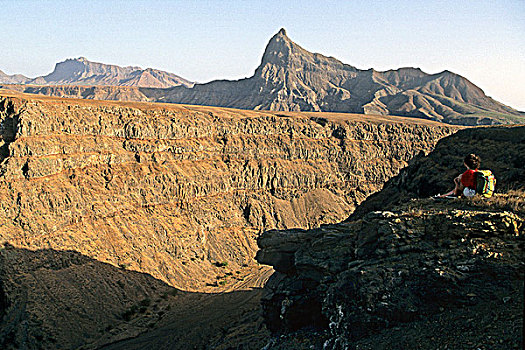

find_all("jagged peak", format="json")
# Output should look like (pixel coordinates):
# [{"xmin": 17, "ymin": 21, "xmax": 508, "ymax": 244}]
[{"xmin": 267, "ymin": 28, "xmax": 293, "ymax": 47}]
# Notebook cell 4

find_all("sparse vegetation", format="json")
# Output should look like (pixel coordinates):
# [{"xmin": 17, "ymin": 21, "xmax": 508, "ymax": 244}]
[
  {"xmin": 139, "ymin": 298, "xmax": 151, "ymax": 307},
  {"xmin": 121, "ymin": 305, "xmax": 139, "ymax": 321},
  {"xmin": 468, "ymin": 189, "xmax": 525, "ymax": 214},
  {"xmin": 214, "ymin": 261, "xmax": 228, "ymax": 268}
]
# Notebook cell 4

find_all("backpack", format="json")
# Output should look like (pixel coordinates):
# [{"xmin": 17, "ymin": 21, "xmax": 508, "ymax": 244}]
[{"xmin": 475, "ymin": 170, "xmax": 496, "ymax": 198}]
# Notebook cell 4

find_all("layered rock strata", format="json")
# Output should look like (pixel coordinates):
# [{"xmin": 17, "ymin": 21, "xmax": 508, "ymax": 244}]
[
  {"xmin": 0, "ymin": 91, "xmax": 457, "ymax": 348},
  {"xmin": 256, "ymin": 125, "xmax": 525, "ymax": 349},
  {"xmin": 0, "ymin": 91, "xmax": 454, "ymax": 291}
]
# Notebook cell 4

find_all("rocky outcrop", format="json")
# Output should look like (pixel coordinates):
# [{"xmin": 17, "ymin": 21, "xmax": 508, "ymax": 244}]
[
  {"xmin": 258, "ymin": 208, "xmax": 523, "ymax": 349},
  {"xmin": 257, "ymin": 125, "xmax": 524, "ymax": 349}
]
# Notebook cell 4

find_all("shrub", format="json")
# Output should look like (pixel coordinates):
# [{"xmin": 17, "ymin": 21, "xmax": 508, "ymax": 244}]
[{"xmin": 214, "ymin": 261, "xmax": 228, "ymax": 268}]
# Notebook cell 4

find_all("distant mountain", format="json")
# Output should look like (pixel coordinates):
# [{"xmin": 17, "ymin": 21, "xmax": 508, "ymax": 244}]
[
  {"xmin": 0, "ymin": 69, "xmax": 31, "ymax": 84},
  {"xmin": 0, "ymin": 57, "xmax": 193, "ymax": 88},
  {"xmin": 1, "ymin": 29, "xmax": 522, "ymax": 125},
  {"xmin": 153, "ymin": 28, "xmax": 522, "ymax": 125}
]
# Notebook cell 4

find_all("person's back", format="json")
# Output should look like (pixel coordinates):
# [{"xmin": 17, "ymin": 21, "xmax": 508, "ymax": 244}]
[
  {"xmin": 460, "ymin": 154, "xmax": 480, "ymax": 197},
  {"xmin": 437, "ymin": 154, "xmax": 480, "ymax": 198}
]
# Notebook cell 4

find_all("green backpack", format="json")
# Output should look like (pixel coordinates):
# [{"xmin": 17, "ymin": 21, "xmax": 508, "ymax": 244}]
[{"xmin": 475, "ymin": 170, "xmax": 496, "ymax": 198}]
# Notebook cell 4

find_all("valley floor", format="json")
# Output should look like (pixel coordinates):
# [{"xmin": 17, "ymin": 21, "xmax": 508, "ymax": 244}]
[{"xmin": 100, "ymin": 266, "xmax": 274, "ymax": 350}]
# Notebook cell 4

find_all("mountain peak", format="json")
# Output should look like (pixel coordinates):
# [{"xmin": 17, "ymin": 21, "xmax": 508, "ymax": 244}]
[{"xmin": 258, "ymin": 29, "xmax": 300, "ymax": 68}]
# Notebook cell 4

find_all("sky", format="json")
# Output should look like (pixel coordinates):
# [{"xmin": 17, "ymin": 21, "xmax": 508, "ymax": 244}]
[{"xmin": 1, "ymin": 0, "xmax": 524, "ymax": 110}]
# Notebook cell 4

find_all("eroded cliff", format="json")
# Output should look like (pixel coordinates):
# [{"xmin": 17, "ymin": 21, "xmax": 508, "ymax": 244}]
[
  {"xmin": 257, "ymin": 126, "xmax": 524, "ymax": 349},
  {"xmin": 0, "ymin": 90, "xmax": 454, "ymax": 290},
  {"xmin": 0, "ymin": 90, "xmax": 455, "ymax": 348}
]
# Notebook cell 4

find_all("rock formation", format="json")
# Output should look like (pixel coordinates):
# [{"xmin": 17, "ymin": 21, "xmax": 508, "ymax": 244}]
[
  {"xmin": 0, "ymin": 90, "xmax": 455, "ymax": 348},
  {"xmin": 257, "ymin": 125, "xmax": 524, "ymax": 349},
  {"xmin": 152, "ymin": 29, "xmax": 523, "ymax": 125}
]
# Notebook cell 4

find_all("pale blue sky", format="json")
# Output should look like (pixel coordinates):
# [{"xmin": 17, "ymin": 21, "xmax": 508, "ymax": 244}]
[{"xmin": 1, "ymin": 0, "xmax": 524, "ymax": 110}]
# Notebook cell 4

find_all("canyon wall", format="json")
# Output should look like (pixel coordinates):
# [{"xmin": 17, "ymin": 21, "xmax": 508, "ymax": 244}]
[
  {"xmin": 0, "ymin": 92, "xmax": 455, "ymax": 292},
  {"xmin": 0, "ymin": 91, "xmax": 459, "ymax": 348}
]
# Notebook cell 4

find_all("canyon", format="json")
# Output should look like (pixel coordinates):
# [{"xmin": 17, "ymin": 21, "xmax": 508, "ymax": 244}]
[{"xmin": 0, "ymin": 90, "xmax": 456, "ymax": 349}]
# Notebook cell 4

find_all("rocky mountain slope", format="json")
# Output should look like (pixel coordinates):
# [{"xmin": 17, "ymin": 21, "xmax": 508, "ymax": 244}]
[
  {"xmin": 256, "ymin": 125, "xmax": 524, "ymax": 349},
  {"xmin": 155, "ymin": 29, "xmax": 522, "ymax": 125},
  {"xmin": 0, "ymin": 90, "xmax": 455, "ymax": 349},
  {"xmin": 1, "ymin": 84, "xmax": 151, "ymax": 102},
  {"xmin": 0, "ymin": 57, "xmax": 193, "ymax": 88}
]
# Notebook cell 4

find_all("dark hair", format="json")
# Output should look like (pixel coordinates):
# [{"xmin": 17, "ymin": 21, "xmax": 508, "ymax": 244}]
[{"xmin": 464, "ymin": 154, "xmax": 481, "ymax": 169}]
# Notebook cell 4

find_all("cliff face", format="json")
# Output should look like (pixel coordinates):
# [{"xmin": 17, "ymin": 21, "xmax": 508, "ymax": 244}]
[
  {"xmin": 256, "ymin": 126, "xmax": 525, "ymax": 349},
  {"xmin": 0, "ymin": 90, "xmax": 455, "ymax": 348},
  {"xmin": 0, "ymin": 91, "xmax": 455, "ymax": 291}
]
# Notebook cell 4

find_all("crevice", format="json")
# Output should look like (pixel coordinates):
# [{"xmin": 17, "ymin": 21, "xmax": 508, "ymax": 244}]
[{"xmin": 0, "ymin": 98, "xmax": 21, "ymax": 166}]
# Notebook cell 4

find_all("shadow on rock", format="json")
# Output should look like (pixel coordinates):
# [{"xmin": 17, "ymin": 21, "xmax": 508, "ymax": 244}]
[{"xmin": 0, "ymin": 245, "xmax": 269, "ymax": 350}]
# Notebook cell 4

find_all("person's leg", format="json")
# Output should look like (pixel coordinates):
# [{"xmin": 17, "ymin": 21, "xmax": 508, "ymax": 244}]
[
  {"xmin": 453, "ymin": 176, "xmax": 464, "ymax": 196},
  {"xmin": 439, "ymin": 175, "xmax": 462, "ymax": 197}
]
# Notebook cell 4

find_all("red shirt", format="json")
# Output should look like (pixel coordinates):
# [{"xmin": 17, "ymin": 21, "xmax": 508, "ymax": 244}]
[{"xmin": 461, "ymin": 169, "xmax": 477, "ymax": 189}]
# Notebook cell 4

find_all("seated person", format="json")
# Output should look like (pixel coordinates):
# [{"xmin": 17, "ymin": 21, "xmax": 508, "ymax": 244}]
[{"xmin": 439, "ymin": 154, "xmax": 480, "ymax": 198}]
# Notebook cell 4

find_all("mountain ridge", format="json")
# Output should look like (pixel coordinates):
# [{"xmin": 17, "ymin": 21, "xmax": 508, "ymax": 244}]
[
  {"xmin": 154, "ymin": 29, "xmax": 521, "ymax": 125},
  {"xmin": 1, "ymin": 29, "xmax": 522, "ymax": 125},
  {"xmin": 0, "ymin": 57, "xmax": 194, "ymax": 88},
  {"xmin": 0, "ymin": 69, "xmax": 31, "ymax": 84}
]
